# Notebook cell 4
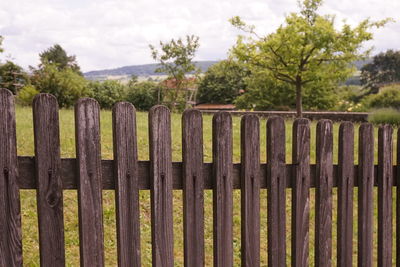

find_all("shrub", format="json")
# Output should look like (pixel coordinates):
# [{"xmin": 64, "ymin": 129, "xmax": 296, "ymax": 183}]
[
  {"xmin": 89, "ymin": 80, "xmax": 126, "ymax": 109},
  {"xmin": 368, "ymin": 108, "xmax": 400, "ymax": 126},
  {"xmin": 126, "ymin": 81, "xmax": 159, "ymax": 111},
  {"xmin": 17, "ymin": 84, "xmax": 39, "ymax": 106},
  {"xmin": 363, "ymin": 85, "xmax": 400, "ymax": 110}
]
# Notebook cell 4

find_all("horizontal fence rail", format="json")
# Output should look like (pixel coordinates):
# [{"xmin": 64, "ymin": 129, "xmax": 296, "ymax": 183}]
[{"xmin": 0, "ymin": 88, "xmax": 399, "ymax": 266}]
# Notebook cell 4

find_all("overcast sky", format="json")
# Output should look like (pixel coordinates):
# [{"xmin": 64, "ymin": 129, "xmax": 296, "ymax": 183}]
[{"xmin": 0, "ymin": 0, "xmax": 398, "ymax": 72}]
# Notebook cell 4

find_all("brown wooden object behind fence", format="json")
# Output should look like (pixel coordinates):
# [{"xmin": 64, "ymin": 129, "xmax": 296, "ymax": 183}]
[{"xmin": 1, "ymin": 88, "xmax": 400, "ymax": 266}]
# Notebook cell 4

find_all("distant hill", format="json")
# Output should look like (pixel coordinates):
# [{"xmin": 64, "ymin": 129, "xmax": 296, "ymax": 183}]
[{"xmin": 84, "ymin": 61, "xmax": 219, "ymax": 80}]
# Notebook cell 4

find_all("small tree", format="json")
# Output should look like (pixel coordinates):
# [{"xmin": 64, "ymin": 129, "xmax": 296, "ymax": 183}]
[
  {"xmin": 39, "ymin": 44, "xmax": 82, "ymax": 75},
  {"xmin": 361, "ymin": 49, "xmax": 400, "ymax": 94},
  {"xmin": 230, "ymin": 0, "xmax": 391, "ymax": 117},
  {"xmin": 149, "ymin": 35, "xmax": 200, "ymax": 110},
  {"xmin": 0, "ymin": 61, "xmax": 29, "ymax": 94}
]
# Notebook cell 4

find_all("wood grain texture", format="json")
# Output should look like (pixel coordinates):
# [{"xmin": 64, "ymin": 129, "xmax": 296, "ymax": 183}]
[
  {"xmin": 32, "ymin": 93, "xmax": 65, "ymax": 266},
  {"xmin": 378, "ymin": 124, "xmax": 393, "ymax": 266},
  {"xmin": 315, "ymin": 120, "xmax": 333, "ymax": 267},
  {"xmin": 75, "ymin": 98, "xmax": 104, "ymax": 267},
  {"xmin": 182, "ymin": 109, "xmax": 204, "ymax": 267},
  {"xmin": 398, "ymin": 128, "xmax": 400, "ymax": 267},
  {"xmin": 112, "ymin": 102, "xmax": 141, "ymax": 267},
  {"xmin": 358, "ymin": 123, "xmax": 374, "ymax": 267},
  {"xmin": 266, "ymin": 116, "xmax": 286, "ymax": 267},
  {"xmin": 337, "ymin": 122, "xmax": 354, "ymax": 267},
  {"xmin": 149, "ymin": 105, "xmax": 174, "ymax": 267},
  {"xmin": 0, "ymin": 89, "xmax": 22, "ymax": 267},
  {"xmin": 291, "ymin": 118, "xmax": 310, "ymax": 267},
  {"xmin": 212, "ymin": 112, "xmax": 233, "ymax": 267},
  {"xmin": 240, "ymin": 114, "xmax": 260, "ymax": 267}
]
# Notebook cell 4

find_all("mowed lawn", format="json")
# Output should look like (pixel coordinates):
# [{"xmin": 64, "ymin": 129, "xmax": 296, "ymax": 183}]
[{"xmin": 14, "ymin": 105, "xmax": 396, "ymax": 266}]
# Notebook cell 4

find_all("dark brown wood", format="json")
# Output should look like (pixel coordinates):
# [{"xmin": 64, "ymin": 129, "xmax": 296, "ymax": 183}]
[
  {"xmin": 315, "ymin": 120, "xmax": 333, "ymax": 266},
  {"xmin": 182, "ymin": 109, "xmax": 204, "ymax": 267},
  {"xmin": 358, "ymin": 123, "xmax": 374, "ymax": 267},
  {"xmin": 337, "ymin": 122, "xmax": 354, "ymax": 267},
  {"xmin": 149, "ymin": 105, "xmax": 174, "ymax": 267},
  {"xmin": 112, "ymin": 102, "xmax": 141, "ymax": 267},
  {"xmin": 212, "ymin": 112, "xmax": 233, "ymax": 267},
  {"xmin": 378, "ymin": 124, "xmax": 393, "ymax": 266},
  {"xmin": 32, "ymin": 93, "xmax": 65, "ymax": 266},
  {"xmin": 75, "ymin": 98, "xmax": 104, "ymax": 267},
  {"xmin": 291, "ymin": 118, "xmax": 310, "ymax": 267},
  {"xmin": 266, "ymin": 116, "xmax": 286, "ymax": 266},
  {"xmin": 0, "ymin": 89, "xmax": 22, "ymax": 267},
  {"xmin": 240, "ymin": 114, "xmax": 260, "ymax": 267},
  {"xmin": 398, "ymin": 128, "xmax": 400, "ymax": 267}
]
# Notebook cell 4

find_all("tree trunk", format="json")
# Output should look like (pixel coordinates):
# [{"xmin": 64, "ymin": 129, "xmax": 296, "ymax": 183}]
[{"xmin": 295, "ymin": 76, "xmax": 302, "ymax": 118}]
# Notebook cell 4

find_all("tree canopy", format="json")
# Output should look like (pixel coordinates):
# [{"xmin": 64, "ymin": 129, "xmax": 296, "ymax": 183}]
[
  {"xmin": 0, "ymin": 61, "xmax": 29, "ymax": 94},
  {"xmin": 39, "ymin": 44, "xmax": 82, "ymax": 74},
  {"xmin": 361, "ymin": 49, "xmax": 400, "ymax": 94},
  {"xmin": 230, "ymin": 0, "xmax": 391, "ymax": 117}
]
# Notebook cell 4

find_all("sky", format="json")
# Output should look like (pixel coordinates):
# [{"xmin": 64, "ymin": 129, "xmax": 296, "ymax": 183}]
[{"xmin": 0, "ymin": 0, "xmax": 399, "ymax": 72}]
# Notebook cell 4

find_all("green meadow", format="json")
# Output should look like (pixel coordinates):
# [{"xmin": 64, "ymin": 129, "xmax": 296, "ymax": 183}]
[{"xmin": 14, "ymin": 106, "xmax": 395, "ymax": 266}]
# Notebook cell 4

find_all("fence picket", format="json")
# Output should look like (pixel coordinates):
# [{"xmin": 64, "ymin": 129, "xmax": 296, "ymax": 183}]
[
  {"xmin": 33, "ymin": 94, "xmax": 65, "ymax": 266},
  {"xmin": 112, "ymin": 102, "xmax": 141, "ymax": 267},
  {"xmin": 358, "ymin": 123, "xmax": 374, "ymax": 267},
  {"xmin": 75, "ymin": 98, "xmax": 104, "ymax": 266},
  {"xmin": 213, "ymin": 112, "xmax": 233, "ymax": 267},
  {"xmin": 337, "ymin": 122, "xmax": 354, "ymax": 266},
  {"xmin": 315, "ymin": 120, "xmax": 333, "ymax": 266},
  {"xmin": 397, "ymin": 128, "xmax": 400, "ymax": 267},
  {"xmin": 240, "ymin": 114, "xmax": 260, "ymax": 267},
  {"xmin": 149, "ymin": 105, "xmax": 174, "ymax": 267},
  {"xmin": 378, "ymin": 125, "xmax": 393, "ymax": 266},
  {"xmin": 0, "ymin": 89, "xmax": 22, "ymax": 267},
  {"xmin": 182, "ymin": 109, "xmax": 204, "ymax": 267},
  {"xmin": 267, "ymin": 116, "xmax": 286, "ymax": 266},
  {"xmin": 292, "ymin": 118, "xmax": 310, "ymax": 267}
]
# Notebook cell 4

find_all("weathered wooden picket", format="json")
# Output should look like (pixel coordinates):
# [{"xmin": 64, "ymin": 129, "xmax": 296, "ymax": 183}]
[{"xmin": 0, "ymin": 88, "xmax": 398, "ymax": 266}]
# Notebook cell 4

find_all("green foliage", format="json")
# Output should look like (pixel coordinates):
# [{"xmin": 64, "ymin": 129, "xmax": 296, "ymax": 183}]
[
  {"xmin": 197, "ymin": 60, "xmax": 249, "ymax": 104},
  {"xmin": 0, "ymin": 61, "xmax": 29, "ymax": 94},
  {"xmin": 39, "ymin": 44, "xmax": 82, "ymax": 74},
  {"xmin": 150, "ymin": 35, "xmax": 200, "ymax": 110},
  {"xmin": 361, "ymin": 49, "xmax": 400, "ymax": 94},
  {"xmin": 333, "ymin": 85, "xmax": 367, "ymax": 111},
  {"xmin": 368, "ymin": 108, "xmax": 400, "ymax": 126},
  {"xmin": 230, "ymin": 0, "xmax": 391, "ymax": 116},
  {"xmin": 16, "ymin": 84, "xmax": 39, "ymax": 106},
  {"xmin": 89, "ymin": 80, "xmax": 126, "ymax": 109},
  {"xmin": 126, "ymin": 81, "xmax": 160, "ymax": 111},
  {"xmin": 30, "ymin": 63, "xmax": 90, "ymax": 108},
  {"xmin": 0, "ymin": 35, "xmax": 3, "ymax": 53},
  {"xmin": 362, "ymin": 85, "xmax": 400, "ymax": 109}
]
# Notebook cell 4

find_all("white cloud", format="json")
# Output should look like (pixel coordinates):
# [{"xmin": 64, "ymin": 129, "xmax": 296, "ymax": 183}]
[{"xmin": 0, "ymin": 0, "xmax": 398, "ymax": 72}]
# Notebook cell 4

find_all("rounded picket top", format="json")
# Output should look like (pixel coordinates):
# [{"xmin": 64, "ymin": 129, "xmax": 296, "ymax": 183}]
[
  {"xmin": 267, "ymin": 115, "xmax": 285, "ymax": 130},
  {"xmin": 241, "ymin": 114, "xmax": 259, "ymax": 135},
  {"xmin": 0, "ymin": 88, "xmax": 15, "ymax": 109},
  {"xmin": 0, "ymin": 87, "xmax": 14, "ymax": 98},
  {"xmin": 112, "ymin": 101, "xmax": 136, "ymax": 114},
  {"xmin": 149, "ymin": 105, "xmax": 171, "ymax": 122},
  {"xmin": 182, "ymin": 108, "xmax": 202, "ymax": 123},
  {"xmin": 212, "ymin": 111, "xmax": 232, "ymax": 126},
  {"xmin": 33, "ymin": 93, "xmax": 59, "ymax": 110},
  {"xmin": 316, "ymin": 119, "xmax": 333, "ymax": 135},
  {"xmin": 75, "ymin": 97, "xmax": 100, "ymax": 109},
  {"xmin": 339, "ymin": 121, "xmax": 354, "ymax": 134}
]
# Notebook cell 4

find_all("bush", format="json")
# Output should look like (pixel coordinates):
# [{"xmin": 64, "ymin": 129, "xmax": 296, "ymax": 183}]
[
  {"xmin": 368, "ymin": 108, "xmax": 400, "ymax": 125},
  {"xmin": 363, "ymin": 85, "xmax": 400, "ymax": 110},
  {"xmin": 126, "ymin": 81, "xmax": 159, "ymax": 111},
  {"xmin": 89, "ymin": 80, "xmax": 126, "ymax": 109},
  {"xmin": 31, "ymin": 63, "xmax": 90, "ymax": 108},
  {"xmin": 17, "ymin": 84, "xmax": 39, "ymax": 106}
]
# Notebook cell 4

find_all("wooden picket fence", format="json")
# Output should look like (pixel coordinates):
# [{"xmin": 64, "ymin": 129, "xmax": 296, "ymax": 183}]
[{"xmin": 0, "ymin": 87, "xmax": 398, "ymax": 266}]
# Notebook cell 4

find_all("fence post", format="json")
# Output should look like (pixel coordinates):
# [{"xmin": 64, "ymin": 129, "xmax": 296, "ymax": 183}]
[
  {"xmin": 267, "ymin": 116, "xmax": 286, "ymax": 267},
  {"xmin": 292, "ymin": 118, "xmax": 310, "ymax": 267},
  {"xmin": 315, "ymin": 120, "xmax": 333, "ymax": 266},
  {"xmin": 149, "ymin": 105, "xmax": 174, "ymax": 267},
  {"xmin": 358, "ymin": 123, "xmax": 374, "ymax": 267},
  {"xmin": 241, "ymin": 114, "xmax": 260, "ymax": 267},
  {"xmin": 213, "ymin": 112, "xmax": 233, "ymax": 267},
  {"xmin": 337, "ymin": 122, "xmax": 354, "ymax": 266},
  {"xmin": 378, "ymin": 124, "xmax": 393, "ymax": 266},
  {"xmin": 75, "ymin": 98, "xmax": 104, "ymax": 266},
  {"xmin": 0, "ymin": 89, "xmax": 22, "ymax": 267},
  {"xmin": 182, "ymin": 109, "xmax": 204, "ymax": 267},
  {"xmin": 112, "ymin": 102, "xmax": 141, "ymax": 267}
]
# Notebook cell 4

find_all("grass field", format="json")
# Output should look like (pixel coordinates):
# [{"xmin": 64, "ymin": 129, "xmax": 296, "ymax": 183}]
[{"xmin": 14, "ymin": 106, "xmax": 395, "ymax": 266}]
